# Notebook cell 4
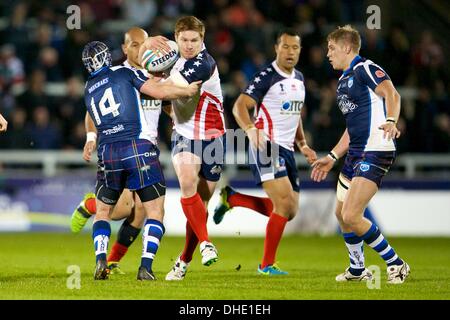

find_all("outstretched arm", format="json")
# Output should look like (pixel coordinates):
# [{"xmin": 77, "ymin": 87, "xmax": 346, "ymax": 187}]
[{"xmin": 140, "ymin": 78, "xmax": 201, "ymax": 100}]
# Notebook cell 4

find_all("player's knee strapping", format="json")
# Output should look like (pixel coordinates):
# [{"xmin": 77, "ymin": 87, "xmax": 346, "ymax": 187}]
[
  {"xmin": 136, "ymin": 182, "xmax": 166, "ymax": 202},
  {"xmin": 336, "ymin": 176, "xmax": 350, "ymax": 202}
]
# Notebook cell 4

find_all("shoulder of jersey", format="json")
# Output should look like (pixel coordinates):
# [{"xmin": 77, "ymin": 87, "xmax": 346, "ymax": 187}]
[{"xmin": 294, "ymin": 69, "xmax": 304, "ymax": 81}]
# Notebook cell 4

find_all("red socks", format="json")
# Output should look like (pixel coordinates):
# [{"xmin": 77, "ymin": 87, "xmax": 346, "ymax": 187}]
[
  {"xmin": 180, "ymin": 221, "xmax": 199, "ymax": 263},
  {"xmin": 107, "ymin": 242, "xmax": 128, "ymax": 263},
  {"xmin": 261, "ymin": 213, "xmax": 288, "ymax": 268},
  {"xmin": 180, "ymin": 193, "xmax": 209, "ymax": 243},
  {"xmin": 228, "ymin": 193, "xmax": 273, "ymax": 217},
  {"xmin": 85, "ymin": 198, "xmax": 96, "ymax": 214}
]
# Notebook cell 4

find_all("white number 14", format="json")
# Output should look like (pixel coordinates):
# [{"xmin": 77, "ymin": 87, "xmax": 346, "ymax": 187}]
[{"xmin": 90, "ymin": 87, "xmax": 121, "ymax": 125}]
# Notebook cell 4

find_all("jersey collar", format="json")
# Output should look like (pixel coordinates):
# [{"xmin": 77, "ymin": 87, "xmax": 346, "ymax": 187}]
[
  {"xmin": 272, "ymin": 61, "xmax": 295, "ymax": 78},
  {"xmin": 342, "ymin": 55, "xmax": 363, "ymax": 77},
  {"xmin": 89, "ymin": 66, "xmax": 108, "ymax": 78}
]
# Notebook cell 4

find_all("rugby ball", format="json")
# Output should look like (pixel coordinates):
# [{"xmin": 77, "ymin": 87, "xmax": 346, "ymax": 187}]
[{"xmin": 141, "ymin": 40, "xmax": 179, "ymax": 73}]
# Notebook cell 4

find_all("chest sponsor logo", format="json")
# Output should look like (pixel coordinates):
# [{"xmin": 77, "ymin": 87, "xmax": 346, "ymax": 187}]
[
  {"xmin": 337, "ymin": 94, "xmax": 358, "ymax": 114},
  {"xmin": 280, "ymin": 100, "xmax": 303, "ymax": 114},
  {"xmin": 142, "ymin": 99, "xmax": 162, "ymax": 110}
]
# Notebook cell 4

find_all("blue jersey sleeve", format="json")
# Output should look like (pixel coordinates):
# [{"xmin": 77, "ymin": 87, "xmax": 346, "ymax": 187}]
[
  {"xmin": 354, "ymin": 63, "xmax": 390, "ymax": 91},
  {"xmin": 129, "ymin": 68, "xmax": 148, "ymax": 90},
  {"xmin": 243, "ymin": 71, "xmax": 271, "ymax": 104},
  {"xmin": 179, "ymin": 55, "xmax": 212, "ymax": 83}
]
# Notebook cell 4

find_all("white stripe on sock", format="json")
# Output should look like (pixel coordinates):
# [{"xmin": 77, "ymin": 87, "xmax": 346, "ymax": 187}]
[
  {"xmin": 142, "ymin": 252, "xmax": 155, "ymax": 259},
  {"xmin": 379, "ymin": 245, "xmax": 392, "ymax": 257},
  {"xmin": 145, "ymin": 235, "xmax": 160, "ymax": 246},
  {"xmin": 386, "ymin": 254, "xmax": 398, "ymax": 264},
  {"xmin": 368, "ymin": 234, "xmax": 384, "ymax": 248},
  {"xmin": 145, "ymin": 223, "xmax": 164, "ymax": 234}
]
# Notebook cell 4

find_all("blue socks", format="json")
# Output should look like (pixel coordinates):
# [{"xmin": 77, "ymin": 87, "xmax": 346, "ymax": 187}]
[
  {"xmin": 92, "ymin": 220, "xmax": 111, "ymax": 262},
  {"xmin": 141, "ymin": 219, "xmax": 165, "ymax": 272}
]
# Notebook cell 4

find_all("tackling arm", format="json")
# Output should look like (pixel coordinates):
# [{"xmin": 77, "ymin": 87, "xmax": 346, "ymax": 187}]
[{"xmin": 139, "ymin": 78, "xmax": 201, "ymax": 100}]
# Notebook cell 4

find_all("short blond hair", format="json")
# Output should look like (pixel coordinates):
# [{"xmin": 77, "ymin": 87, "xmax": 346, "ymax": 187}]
[
  {"xmin": 327, "ymin": 25, "xmax": 361, "ymax": 53},
  {"xmin": 175, "ymin": 16, "xmax": 205, "ymax": 39}
]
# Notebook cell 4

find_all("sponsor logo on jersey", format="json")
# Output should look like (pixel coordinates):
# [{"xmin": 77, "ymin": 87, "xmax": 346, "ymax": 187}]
[
  {"xmin": 141, "ymin": 99, "xmax": 162, "ymax": 111},
  {"xmin": 102, "ymin": 124, "xmax": 124, "ymax": 135},
  {"xmin": 280, "ymin": 100, "xmax": 303, "ymax": 114},
  {"xmin": 337, "ymin": 94, "xmax": 358, "ymax": 114}
]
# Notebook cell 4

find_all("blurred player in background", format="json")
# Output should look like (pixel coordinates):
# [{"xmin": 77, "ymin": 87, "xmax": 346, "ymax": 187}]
[
  {"xmin": 213, "ymin": 29, "xmax": 317, "ymax": 275},
  {"xmin": 311, "ymin": 25, "xmax": 410, "ymax": 284},
  {"xmin": 0, "ymin": 113, "xmax": 7, "ymax": 132},
  {"xmin": 71, "ymin": 27, "xmax": 170, "ymax": 275},
  {"xmin": 162, "ymin": 16, "xmax": 226, "ymax": 281},
  {"xmin": 81, "ymin": 40, "xmax": 200, "ymax": 280}
]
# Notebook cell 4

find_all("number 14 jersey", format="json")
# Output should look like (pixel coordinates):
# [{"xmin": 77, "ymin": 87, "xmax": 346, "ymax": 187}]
[{"xmin": 84, "ymin": 66, "xmax": 152, "ymax": 146}]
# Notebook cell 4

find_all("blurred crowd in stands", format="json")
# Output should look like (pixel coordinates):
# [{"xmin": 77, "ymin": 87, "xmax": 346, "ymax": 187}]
[{"xmin": 0, "ymin": 0, "xmax": 448, "ymax": 153}]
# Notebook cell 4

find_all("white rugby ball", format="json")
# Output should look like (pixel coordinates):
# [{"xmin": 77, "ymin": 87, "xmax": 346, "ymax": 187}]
[{"xmin": 141, "ymin": 40, "xmax": 179, "ymax": 72}]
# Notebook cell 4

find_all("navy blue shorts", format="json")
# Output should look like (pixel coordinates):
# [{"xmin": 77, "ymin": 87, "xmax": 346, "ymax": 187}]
[
  {"xmin": 341, "ymin": 150, "xmax": 396, "ymax": 187},
  {"xmin": 171, "ymin": 132, "xmax": 226, "ymax": 182},
  {"xmin": 248, "ymin": 142, "xmax": 300, "ymax": 192},
  {"xmin": 97, "ymin": 139, "xmax": 165, "ymax": 191}
]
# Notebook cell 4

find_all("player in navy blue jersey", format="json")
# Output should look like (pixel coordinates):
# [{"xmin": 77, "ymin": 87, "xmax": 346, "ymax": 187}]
[
  {"xmin": 81, "ymin": 40, "xmax": 200, "ymax": 280},
  {"xmin": 71, "ymin": 28, "xmax": 173, "ymax": 276},
  {"xmin": 311, "ymin": 25, "xmax": 410, "ymax": 284}
]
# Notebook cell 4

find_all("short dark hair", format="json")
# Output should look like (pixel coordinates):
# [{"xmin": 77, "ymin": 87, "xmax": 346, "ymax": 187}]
[{"xmin": 276, "ymin": 28, "xmax": 301, "ymax": 45}]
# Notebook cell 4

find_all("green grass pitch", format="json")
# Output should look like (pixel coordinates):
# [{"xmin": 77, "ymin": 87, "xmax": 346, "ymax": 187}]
[{"xmin": 0, "ymin": 233, "xmax": 449, "ymax": 300}]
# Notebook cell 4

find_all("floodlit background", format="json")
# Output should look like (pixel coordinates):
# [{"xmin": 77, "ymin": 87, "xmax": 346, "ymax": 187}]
[{"xmin": 0, "ymin": 0, "xmax": 449, "ymax": 236}]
